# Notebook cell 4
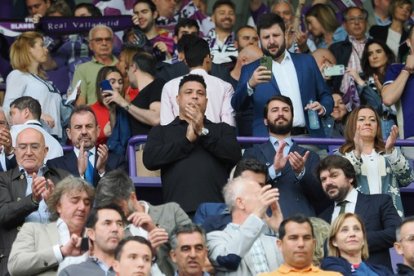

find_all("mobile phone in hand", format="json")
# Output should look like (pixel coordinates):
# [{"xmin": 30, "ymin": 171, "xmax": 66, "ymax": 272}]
[
  {"xmin": 260, "ymin": 55, "xmax": 273, "ymax": 72},
  {"xmin": 100, "ymin": 79, "xmax": 113, "ymax": 93}
]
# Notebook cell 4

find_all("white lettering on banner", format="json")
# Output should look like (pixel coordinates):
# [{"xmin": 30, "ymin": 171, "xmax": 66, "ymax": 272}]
[
  {"xmin": 47, "ymin": 22, "xmax": 67, "ymax": 30},
  {"xmin": 10, "ymin": 23, "xmax": 35, "ymax": 30}
]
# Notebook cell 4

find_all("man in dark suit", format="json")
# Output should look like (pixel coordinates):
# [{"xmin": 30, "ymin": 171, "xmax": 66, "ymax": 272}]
[
  {"xmin": 244, "ymin": 95, "xmax": 329, "ymax": 218},
  {"xmin": 317, "ymin": 155, "xmax": 401, "ymax": 270},
  {"xmin": 0, "ymin": 127, "xmax": 68, "ymax": 275},
  {"xmin": 47, "ymin": 106, "xmax": 126, "ymax": 187},
  {"xmin": 232, "ymin": 13, "xmax": 333, "ymax": 137},
  {"xmin": 95, "ymin": 169, "xmax": 192, "ymax": 275}
]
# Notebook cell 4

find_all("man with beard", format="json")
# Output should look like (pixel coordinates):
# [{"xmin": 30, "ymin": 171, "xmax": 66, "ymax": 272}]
[
  {"xmin": 59, "ymin": 205, "xmax": 125, "ymax": 275},
  {"xmin": 132, "ymin": 0, "xmax": 174, "ymax": 61},
  {"xmin": 206, "ymin": 0, "xmax": 238, "ymax": 65},
  {"xmin": 317, "ymin": 155, "xmax": 401, "ymax": 270},
  {"xmin": 243, "ymin": 96, "xmax": 328, "ymax": 217},
  {"xmin": 47, "ymin": 106, "xmax": 126, "ymax": 187},
  {"xmin": 232, "ymin": 13, "xmax": 333, "ymax": 137}
]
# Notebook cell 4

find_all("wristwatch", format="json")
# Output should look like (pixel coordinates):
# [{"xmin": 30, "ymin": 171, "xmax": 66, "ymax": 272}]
[
  {"xmin": 199, "ymin": 127, "xmax": 209, "ymax": 136},
  {"xmin": 124, "ymin": 103, "xmax": 132, "ymax": 111}
]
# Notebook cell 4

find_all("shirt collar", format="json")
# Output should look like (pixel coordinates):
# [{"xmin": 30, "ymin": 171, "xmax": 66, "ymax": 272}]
[
  {"xmin": 74, "ymin": 146, "xmax": 96, "ymax": 157},
  {"xmin": 269, "ymin": 136, "xmax": 293, "ymax": 147},
  {"xmin": 19, "ymin": 165, "xmax": 47, "ymax": 178},
  {"xmin": 274, "ymin": 50, "xmax": 292, "ymax": 65},
  {"xmin": 138, "ymin": 200, "xmax": 150, "ymax": 214},
  {"xmin": 278, "ymin": 264, "xmax": 320, "ymax": 273},
  {"xmin": 348, "ymin": 35, "xmax": 367, "ymax": 44},
  {"xmin": 336, "ymin": 188, "xmax": 358, "ymax": 205},
  {"xmin": 189, "ymin": 68, "xmax": 208, "ymax": 75}
]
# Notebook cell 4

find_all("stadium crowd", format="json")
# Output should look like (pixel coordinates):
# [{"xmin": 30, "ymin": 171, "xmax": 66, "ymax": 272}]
[{"xmin": 0, "ymin": 0, "xmax": 414, "ymax": 275}]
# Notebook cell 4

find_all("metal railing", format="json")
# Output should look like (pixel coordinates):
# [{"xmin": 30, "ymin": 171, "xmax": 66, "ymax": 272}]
[{"xmin": 127, "ymin": 135, "xmax": 414, "ymax": 192}]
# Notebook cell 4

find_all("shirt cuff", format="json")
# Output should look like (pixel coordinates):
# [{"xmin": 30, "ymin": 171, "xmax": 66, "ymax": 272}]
[
  {"xmin": 384, "ymin": 147, "xmax": 398, "ymax": 162},
  {"xmin": 295, "ymin": 167, "xmax": 306, "ymax": 180},
  {"xmin": 247, "ymin": 83, "xmax": 254, "ymax": 96},
  {"xmin": 53, "ymin": 244, "xmax": 64, "ymax": 263},
  {"xmin": 268, "ymin": 166, "xmax": 281, "ymax": 180},
  {"xmin": 6, "ymin": 153, "xmax": 14, "ymax": 160}
]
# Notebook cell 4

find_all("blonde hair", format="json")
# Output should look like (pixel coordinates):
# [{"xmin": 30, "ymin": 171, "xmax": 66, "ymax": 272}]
[
  {"xmin": 10, "ymin": 31, "xmax": 46, "ymax": 78},
  {"xmin": 328, "ymin": 213, "xmax": 369, "ymax": 260}
]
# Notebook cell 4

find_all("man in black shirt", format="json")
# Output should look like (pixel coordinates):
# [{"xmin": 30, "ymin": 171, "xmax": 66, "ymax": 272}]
[{"xmin": 143, "ymin": 74, "xmax": 241, "ymax": 215}]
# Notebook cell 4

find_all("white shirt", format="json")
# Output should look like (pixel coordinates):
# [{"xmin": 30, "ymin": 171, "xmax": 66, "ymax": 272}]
[
  {"xmin": 331, "ymin": 188, "xmax": 358, "ymax": 222},
  {"xmin": 272, "ymin": 51, "xmax": 306, "ymax": 127},
  {"xmin": 160, "ymin": 68, "xmax": 235, "ymax": 126},
  {"xmin": 11, "ymin": 121, "xmax": 64, "ymax": 161},
  {"xmin": 4, "ymin": 70, "xmax": 63, "ymax": 137},
  {"xmin": 0, "ymin": 148, "xmax": 7, "ymax": 171}
]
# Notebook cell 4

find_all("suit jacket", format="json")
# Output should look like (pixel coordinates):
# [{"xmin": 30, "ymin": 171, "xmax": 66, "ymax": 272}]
[
  {"xmin": 0, "ymin": 154, "xmax": 17, "ymax": 172},
  {"xmin": 8, "ymin": 222, "xmax": 60, "ymax": 276},
  {"xmin": 232, "ymin": 53, "xmax": 333, "ymax": 137},
  {"xmin": 46, "ymin": 150, "xmax": 126, "ymax": 187},
  {"xmin": 244, "ymin": 141, "xmax": 330, "ymax": 217},
  {"xmin": 148, "ymin": 202, "xmax": 192, "ymax": 276},
  {"xmin": 319, "ymin": 192, "xmax": 401, "ymax": 269},
  {"xmin": 0, "ymin": 167, "xmax": 68, "ymax": 276},
  {"xmin": 207, "ymin": 214, "xmax": 283, "ymax": 276}
]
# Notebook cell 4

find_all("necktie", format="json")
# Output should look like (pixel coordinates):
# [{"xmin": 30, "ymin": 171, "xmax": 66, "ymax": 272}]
[
  {"xmin": 337, "ymin": 200, "xmax": 348, "ymax": 215},
  {"xmin": 84, "ymin": 151, "xmax": 94, "ymax": 184}
]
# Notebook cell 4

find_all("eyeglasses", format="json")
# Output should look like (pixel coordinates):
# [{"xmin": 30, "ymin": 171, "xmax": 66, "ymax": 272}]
[
  {"xmin": 16, "ymin": 143, "xmax": 43, "ymax": 152},
  {"xmin": 346, "ymin": 16, "xmax": 367, "ymax": 24},
  {"xmin": 399, "ymin": 234, "xmax": 414, "ymax": 243},
  {"xmin": 91, "ymin": 37, "xmax": 112, "ymax": 44}
]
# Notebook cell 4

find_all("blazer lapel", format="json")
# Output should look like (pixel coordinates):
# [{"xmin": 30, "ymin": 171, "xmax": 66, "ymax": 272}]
[
  {"xmin": 11, "ymin": 168, "xmax": 28, "ymax": 200},
  {"xmin": 290, "ymin": 54, "xmax": 305, "ymax": 104},
  {"xmin": 261, "ymin": 141, "xmax": 276, "ymax": 167},
  {"xmin": 262, "ymin": 234, "xmax": 278, "ymax": 269},
  {"xmin": 270, "ymin": 74, "xmax": 280, "ymax": 93},
  {"xmin": 45, "ymin": 222, "xmax": 59, "ymax": 245},
  {"xmin": 354, "ymin": 193, "xmax": 369, "ymax": 219}
]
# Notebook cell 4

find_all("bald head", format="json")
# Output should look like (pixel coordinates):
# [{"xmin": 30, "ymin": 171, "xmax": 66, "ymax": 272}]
[
  {"xmin": 16, "ymin": 127, "xmax": 48, "ymax": 174},
  {"xmin": 239, "ymin": 45, "xmax": 263, "ymax": 65},
  {"xmin": 16, "ymin": 127, "xmax": 45, "ymax": 145},
  {"xmin": 311, "ymin": 48, "xmax": 336, "ymax": 73}
]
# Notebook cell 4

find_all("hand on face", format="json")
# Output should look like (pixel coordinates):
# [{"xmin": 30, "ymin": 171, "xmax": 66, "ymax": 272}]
[
  {"xmin": 127, "ymin": 211, "xmax": 157, "ymax": 232},
  {"xmin": 252, "ymin": 184, "xmax": 280, "ymax": 219}
]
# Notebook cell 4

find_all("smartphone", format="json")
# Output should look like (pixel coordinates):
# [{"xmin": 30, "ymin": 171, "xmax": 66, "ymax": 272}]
[
  {"xmin": 71, "ymin": 80, "xmax": 82, "ymax": 95},
  {"xmin": 260, "ymin": 55, "xmax": 273, "ymax": 72},
  {"xmin": 80, "ymin": 237, "xmax": 89, "ymax": 252},
  {"xmin": 100, "ymin": 79, "xmax": 113, "ymax": 93},
  {"xmin": 323, "ymin": 65, "xmax": 345, "ymax": 77}
]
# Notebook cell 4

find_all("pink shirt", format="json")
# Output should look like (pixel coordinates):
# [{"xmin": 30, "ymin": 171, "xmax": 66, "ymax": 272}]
[{"xmin": 160, "ymin": 68, "xmax": 235, "ymax": 126}]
